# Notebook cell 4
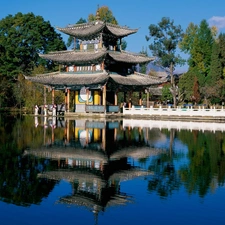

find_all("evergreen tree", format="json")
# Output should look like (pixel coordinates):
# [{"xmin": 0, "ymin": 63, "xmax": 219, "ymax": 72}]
[
  {"xmin": 179, "ymin": 20, "xmax": 215, "ymax": 103},
  {"xmin": 178, "ymin": 69, "xmax": 198, "ymax": 102},
  {"xmin": 190, "ymin": 20, "xmax": 214, "ymax": 79},
  {"xmin": 146, "ymin": 17, "xmax": 184, "ymax": 107}
]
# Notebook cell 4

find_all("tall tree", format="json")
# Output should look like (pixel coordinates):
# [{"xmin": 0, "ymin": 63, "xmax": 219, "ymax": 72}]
[
  {"xmin": 178, "ymin": 68, "xmax": 202, "ymax": 103},
  {"xmin": 0, "ymin": 12, "xmax": 66, "ymax": 107},
  {"xmin": 146, "ymin": 17, "xmax": 184, "ymax": 107},
  {"xmin": 190, "ymin": 20, "xmax": 214, "ymax": 78},
  {"xmin": 0, "ymin": 12, "xmax": 66, "ymax": 77},
  {"xmin": 179, "ymin": 20, "xmax": 214, "ymax": 86},
  {"xmin": 207, "ymin": 33, "xmax": 225, "ymax": 103}
]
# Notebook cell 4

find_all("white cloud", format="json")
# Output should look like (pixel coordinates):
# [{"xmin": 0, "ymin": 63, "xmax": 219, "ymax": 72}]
[{"xmin": 208, "ymin": 16, "xmax": 225, "ymax": 29}]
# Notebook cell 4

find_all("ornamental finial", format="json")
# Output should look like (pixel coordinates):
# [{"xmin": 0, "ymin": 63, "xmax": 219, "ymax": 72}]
[{"xmin": 96, "ymin": 5, "xmax": 100, "ymax": 20}]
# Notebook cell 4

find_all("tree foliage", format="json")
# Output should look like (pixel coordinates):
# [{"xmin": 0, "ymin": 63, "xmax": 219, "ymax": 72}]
[
  {"xmin": 179, "ymin": 20, "xmax": 225, "ymax": 104},
  {"xmin": 88, "ymin": 6, "xmax": 118, "ymax": 24},
  {"xmin": 0, "ymin": 12, "xmax": 66, "ymax": 77},
  {"xmin": 0, "ymin": 12, "xmax": 66, "ymax": 107},
  {"xmin": 146, "ymin": 17, "xmax": 184, "ymax": 106}
]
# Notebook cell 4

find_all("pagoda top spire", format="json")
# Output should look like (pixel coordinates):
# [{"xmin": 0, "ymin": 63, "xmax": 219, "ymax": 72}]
[{"xmin": 96, "ymin": 5, "xmax": 101, "ymax": 21}]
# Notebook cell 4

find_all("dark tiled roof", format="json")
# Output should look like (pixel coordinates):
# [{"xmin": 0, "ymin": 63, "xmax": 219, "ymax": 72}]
[
  {"xmin": 39, "ymin": 50, "xmax": 106, "ymax": 64},
  {"xmin": 109, "ymin": 72, "xmax": 163, "ymax": 87},
  {"xmin": 24, "ymin": 71, "xmax": 109, "ymax": 88},
  {"xmin": 39, "ymin": 49, "xmax": 154, "ymax": 64},
  {"xmin": 104, "ymin": 23, "xmax": 138, "ymax": 37},
  {"xmin": 57, "ymin": 21, "xmax": 138, "ymax": 40},
  {"xmin": 25, "ymin": 71, "xmax": 163, "ymax": 89},
  {"xmin": 108, "ymin": 51, "xmax": 154, "ymax": 64}
]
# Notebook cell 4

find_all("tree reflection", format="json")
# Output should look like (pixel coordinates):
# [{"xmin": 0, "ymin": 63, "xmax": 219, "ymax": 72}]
[
  {"xmin": 0, "ymin": 114, "xmax": 225, "ymax": 207},
  {"xmin": 178, "ymin": 130, "xmax": 225, "ymax": 197},
  {"xmin": 147, "ymin": 129, "xmax": 181, "ymax": 198},
  {"xmin": 0, "ymin": 115, "xmax": 58, "ymax": 206}
]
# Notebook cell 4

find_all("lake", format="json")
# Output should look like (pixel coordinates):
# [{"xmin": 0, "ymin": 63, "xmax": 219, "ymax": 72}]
[{"xmin": 0, "ymin": 114, "xmax": 224, "ymax": 225}]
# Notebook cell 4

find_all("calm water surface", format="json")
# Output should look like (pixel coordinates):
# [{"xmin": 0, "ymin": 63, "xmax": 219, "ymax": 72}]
[{"xmin": 0, "ymin": 114, "xmax": 224, "ymax": 225}]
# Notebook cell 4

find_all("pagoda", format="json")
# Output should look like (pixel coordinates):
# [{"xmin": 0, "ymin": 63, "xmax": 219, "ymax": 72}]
[{"xmin": 25, "ymin": 9, "xmax": 163, "ymax": 114}]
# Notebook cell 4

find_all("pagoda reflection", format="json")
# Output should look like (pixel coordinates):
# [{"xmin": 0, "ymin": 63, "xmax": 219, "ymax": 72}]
[{"xmin": 25, "ymin": 117, "xmax": 165, "ymax": 214}]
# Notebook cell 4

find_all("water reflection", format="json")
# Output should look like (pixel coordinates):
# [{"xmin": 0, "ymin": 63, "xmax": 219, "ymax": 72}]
[
  {"xmin": 24, "ymin": 117, "xmax": 156, "ymax": 215},
  {"xmin": 0, "ymin": 114, "xmax": 225, "ymax": 223}
]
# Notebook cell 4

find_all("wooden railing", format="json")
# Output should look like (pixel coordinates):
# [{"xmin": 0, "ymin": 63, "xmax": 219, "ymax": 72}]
[{"xmin": 123, "ymin": 106, "xmax": 225, "ymax": 118}]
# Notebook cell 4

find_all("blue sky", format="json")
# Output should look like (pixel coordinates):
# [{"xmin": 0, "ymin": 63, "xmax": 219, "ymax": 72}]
[{"xmin": 1, "ymin": 0, "xmax": 225, "ymax": 72}]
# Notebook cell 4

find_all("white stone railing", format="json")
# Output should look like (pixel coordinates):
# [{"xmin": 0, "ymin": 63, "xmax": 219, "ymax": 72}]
[{"xmin": 123, "ymin": 106, "xmax": 225, "ymax": 118}]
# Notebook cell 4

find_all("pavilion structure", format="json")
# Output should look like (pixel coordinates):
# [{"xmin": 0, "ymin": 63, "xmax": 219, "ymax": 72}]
[{"xmin": 25, "ymin": 9, "xmax": 163, "ymax": 114}]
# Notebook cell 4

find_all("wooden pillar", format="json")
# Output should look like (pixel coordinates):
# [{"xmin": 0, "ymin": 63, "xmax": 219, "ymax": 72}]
[
  {"xmin": 147, "ymin": 91, "xmax": 149, "ymax": 108},
  {"xmin": 103, "ymin": 85, "xmax": 106, "ymax": 107},
  {"xmin": 44, "ymin": 86, "xmax": 46, "ymax": 105},
  {"xmin": 102, "ymin": 128, "xmax": 106, "ymax": 151},
  {"xmin": 65, "ymin": 88, "xmax": 67, "ymax": 111},
  {"xmin": 114, "ymin": 91, "xmax": 118, "ymax": 106},
  {"xmin": 139, "ymin": 92, "xmax": 142, "ymax": 105},
  {"xmin": 52, "ymin": 88, "xmax": 55, "ymax": 105},
  {"xmin": 114, "ymin": 128, "xmax": 117, "ymax": 141},
  {"xmin": 66, "ymin": 120, "xmax": 70, "ymax": 143},
  {"xmin": 100, "ymin": 33, "xmax": 103, "ymax": 48},
  {"xmin": 67, "ymin": 89, "xmax": 70, "ymax": 112},
  {"xmin": 86, "ymin": 89, "xmax": 89, "ymax": 105}
]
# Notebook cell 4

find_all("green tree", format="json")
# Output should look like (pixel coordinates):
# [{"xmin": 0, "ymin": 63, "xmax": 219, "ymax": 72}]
[
  {"xmin": 192, "ymin": 76, "xmax": 201, "ymax": 104},
  {"xmin": 146, "ymin": 17, "xmax": 184, "ymax": 107},
  {"xmin": 190, "ymin": 20, "xmax": 214, "ymax": 78},
  {"xmin": 88, "ymin": 6, "xmax": 118, "ymax": 24},
  {"xmin": 179, "ymin": 20, "xmax": 215, "ymax": 103},
  {"xmin": 0, "ymin": 12, "xmax": 66, "ymax": 107},
  {"xmin": 178, "ymin": 69, "xmax": 195, "ymax": 102},
  {"xmin": 180, "ymin": 20, "xmax": 214, "ymax": 85},
  {"xmin": 139, "ymin": 47, "xmax": 149, "ymax": 74},
  {"xmin": 161, "ymin": 84, "xmax": 173, "ymax": 103}
]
